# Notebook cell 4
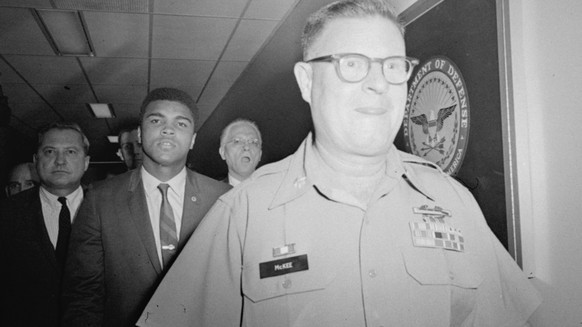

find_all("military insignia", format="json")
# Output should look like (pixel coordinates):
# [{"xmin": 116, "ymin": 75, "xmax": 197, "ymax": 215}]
[
  {"xmin": 410, "ymin": 204, "xmax": 465, "ymax": 252},
  {"xmin": 403, "ymin": 56, "xmax": 470, "ymax": 175},
  {"xmin": 272, "ymin": 243, "xmax": 296, "ymax": 257}
]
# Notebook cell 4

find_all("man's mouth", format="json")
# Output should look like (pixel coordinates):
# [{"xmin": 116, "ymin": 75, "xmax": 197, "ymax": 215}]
[
  {"xmin": 355, "ymin": 107, "xmax": 388, "ymax": 115},
  {"xmin": 52, "ymin": 170, "xmax": 69, "ymax": 174},
  {"xmin": 158, "ymin": 140, "xmax": 175, "ymax": 149},
  {"xmin": 241, "ymin": 155, "xmax": 251, "ymax": 163}
]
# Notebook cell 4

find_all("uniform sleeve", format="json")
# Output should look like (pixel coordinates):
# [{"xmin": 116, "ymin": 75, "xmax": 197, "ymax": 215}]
[
  {"xmin": 61, "ymin": 190, "xmax": 106, "ymax": 327},
  {"xmin": 454, "ymin": 185, "xmax": 542, "ymax": 327},
  {"xmin": 137, "ymin": 197, "xmax": 244, "ymax": 327}
]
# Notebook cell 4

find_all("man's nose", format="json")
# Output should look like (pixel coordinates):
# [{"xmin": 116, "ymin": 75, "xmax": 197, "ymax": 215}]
[
  {"xmin": 161, "ymin": 124, "xmax": 175, "ymax": 135},
  {"xmin": 55, "ymin": 151, "xmax": 67, "ymax": 164},
  {"xmin": 363, "ymin": 62, "xmax": 390, "ymax": 94}
]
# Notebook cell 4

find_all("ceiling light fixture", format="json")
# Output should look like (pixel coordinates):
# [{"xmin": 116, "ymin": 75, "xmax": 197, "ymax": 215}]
[
  {"xmin": 32, "ymin": 9, "xmax": 95, "ymax": 56},
  {"xmin": 88, "ymin": 103, "xmax": 115, "ymax": 118},
  {"xmin": 107, "ymin": 136, "xmax": 119, "ymax": 143}
]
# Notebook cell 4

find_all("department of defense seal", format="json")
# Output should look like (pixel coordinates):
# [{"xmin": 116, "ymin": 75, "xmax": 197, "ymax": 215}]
[{"xmin": 403, "ymin": 56, "xmax": 470, "ymax": 175}]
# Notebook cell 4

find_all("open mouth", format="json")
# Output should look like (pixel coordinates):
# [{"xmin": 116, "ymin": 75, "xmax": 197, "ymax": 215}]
[{"xmin": 241, "ymin": 155, "xmax": 252, "ymax": 163}]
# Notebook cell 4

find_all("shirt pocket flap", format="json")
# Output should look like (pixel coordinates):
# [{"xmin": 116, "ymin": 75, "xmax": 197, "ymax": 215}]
[{"xmin": 402, "ymin": 248, "xmax": 483, "ymax": 289}]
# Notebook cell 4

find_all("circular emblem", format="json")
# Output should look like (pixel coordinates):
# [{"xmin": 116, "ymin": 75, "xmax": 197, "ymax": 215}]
[{"xmin": 403, "ymin": 56, "xmax": 470, "ymax": 175}]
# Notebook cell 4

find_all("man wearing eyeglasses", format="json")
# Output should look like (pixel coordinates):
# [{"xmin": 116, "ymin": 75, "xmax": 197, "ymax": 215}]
[
  {"xmin": 137, "ymin": 1, "xmax": 540, "ymax": 326},
  {"xmin": 219, "ymin": 118, "xmax": 262, "ymax": 186}
]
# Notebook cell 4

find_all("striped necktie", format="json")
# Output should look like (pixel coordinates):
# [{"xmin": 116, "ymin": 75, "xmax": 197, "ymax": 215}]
[{"xmin": 158, "ymin": 183, "xmax": 178, "ymax": 269}]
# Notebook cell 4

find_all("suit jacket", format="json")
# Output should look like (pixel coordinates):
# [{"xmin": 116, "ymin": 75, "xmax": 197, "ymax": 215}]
[
  {"xmin": 0, "ymin": 187, "xmax": 61, "ymax": 327},
  {"xmin": 61, "ymin": 168, "xmax": 231, "ymax": 327}
]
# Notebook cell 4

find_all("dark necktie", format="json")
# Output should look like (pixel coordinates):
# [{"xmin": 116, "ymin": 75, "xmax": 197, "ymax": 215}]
[
  {"xmin": 56, "ymin": 197, "xmax": 71, "ymax": 268},
  {"xmin": 158, "ymin": 183, "xmax": 178, "ymax": 269}
]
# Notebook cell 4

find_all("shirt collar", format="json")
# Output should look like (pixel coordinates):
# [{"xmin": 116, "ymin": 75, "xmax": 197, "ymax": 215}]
[
  {"xmin": 141, "ymin": 166, "xmax": 187, "ymax": 197},
  {"xmin": 269, "ymin": 133, "xmax": 434, "ymax": 209},
  {"xmin": 39, "ymin": 185, "xmax": 84, "ymax": 207},
  {"xmin": 228, "ymin": 174, "xmax": 242, "ymax": 187}
]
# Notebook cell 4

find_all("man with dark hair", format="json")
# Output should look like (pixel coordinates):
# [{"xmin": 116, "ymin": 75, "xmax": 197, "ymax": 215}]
[
  {"xmin": 219, "ymin": 118, "xmax": 262, "ymax": 186},
  {"xmin": 117, "ymin": 124, "xmax": 142, "ymax": 170},
  {"xmin": 0, "ymin": 122, "xmax": 90, "ymax": 327},
  {"xmin": 137, "ymin": 1, "xmax": 540, "ymax": 326},
  {"xmin": 4, "ymin": 162, "xmax": 39, "ymax": 197},
  {"xmin": 61, "ymin": 87, "xmax": 231, "ymax": 327}
]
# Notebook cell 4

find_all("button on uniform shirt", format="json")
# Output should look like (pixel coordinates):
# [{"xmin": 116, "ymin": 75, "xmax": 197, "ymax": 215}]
[
  {"xmin": 40, "ymin": 186, "xmax": 84, "ymax": 248},
  {"xmin": 137, "ymin": 133, "xmax": 541, "ymax": 327},
  {"xmin": 142, "ymin": 167, "xmax": 186, "ymax": 268}
]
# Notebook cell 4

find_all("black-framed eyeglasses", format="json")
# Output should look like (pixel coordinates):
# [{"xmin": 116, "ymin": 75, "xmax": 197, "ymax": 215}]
[{"xmin": 306, "ymin": 53, "xmax": 419, "ymax": 85}]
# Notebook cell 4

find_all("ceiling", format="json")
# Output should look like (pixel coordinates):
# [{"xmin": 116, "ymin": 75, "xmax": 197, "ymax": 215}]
[{"xmin": 0, "ymin": 0, "xmax": 423, "ymax": 176}]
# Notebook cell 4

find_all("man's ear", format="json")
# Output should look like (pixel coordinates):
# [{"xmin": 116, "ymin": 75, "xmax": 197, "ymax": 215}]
[
  {"xmin": 294, "ymin": 62, "xmax": 313, "ymax": 104},
  {"xmin": 83, "ymin": 155, "xmax": 91, "ymax": 172},
  {"xmin": 137, "ymin": 127, "xmax": 141, "ymax": 143},
  {"xmin": 189, "ymin": 133, "xmax": 197, "ymax": 150},
  {"xmin": 116, "ymin": 149, "xmax": 124, "ymax": 161},
  {"xmin": 219, "ymin": 146, "xmax": 226, "ymax": 160}
]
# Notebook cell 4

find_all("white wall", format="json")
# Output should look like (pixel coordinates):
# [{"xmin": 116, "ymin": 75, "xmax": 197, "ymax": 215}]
[{"xmin": 509, "ymin": 1, "xmax": 582, "ymax": 326}]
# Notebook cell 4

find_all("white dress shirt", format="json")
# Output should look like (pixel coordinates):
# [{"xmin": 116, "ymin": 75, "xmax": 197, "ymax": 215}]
[
  {"xmin": 39, "ymin": 185, "xmax": 84, "ymax": 248},
  {"xmin": 141, "ymin": 166, "xmax": 186, "ymax": 268},
  {"xmin": 227, "ymin": 174, "xmax": 242, "ymax": 187}
]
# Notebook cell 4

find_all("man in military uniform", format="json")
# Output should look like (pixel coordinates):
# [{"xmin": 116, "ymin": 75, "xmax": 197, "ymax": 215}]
[{"xmin": 137, "ymin": 1, "xmax": 541, "ymax": 326}]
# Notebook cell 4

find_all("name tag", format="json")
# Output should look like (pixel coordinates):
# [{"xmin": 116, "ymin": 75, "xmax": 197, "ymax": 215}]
[{"xmin": 259, "ymin": 254, "xmax": 309, "ymax": 279}]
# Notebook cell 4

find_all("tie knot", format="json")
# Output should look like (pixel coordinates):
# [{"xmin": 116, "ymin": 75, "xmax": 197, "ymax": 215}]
[
  {"xmin": 158, "ymin": 183, "xmax": 170, "ymax": 196},
  {"xmin": 58, "ymin": 197, "xmax": 67, "ymax": 206}
]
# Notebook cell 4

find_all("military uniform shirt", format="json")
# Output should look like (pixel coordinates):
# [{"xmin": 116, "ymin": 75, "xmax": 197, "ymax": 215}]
[{"xmin": 137, "ymin": 133, "xmax": 541, "ymax": 327}]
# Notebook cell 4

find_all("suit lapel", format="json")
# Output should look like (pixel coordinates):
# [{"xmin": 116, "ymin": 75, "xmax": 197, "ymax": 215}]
[
  {"xmin": 178, "ymin": 170, "xmax": 202, "ymax": 248},
  {"xmin": 30, "ymin": 189, "xmax": 59, "ymax": 271},
  {"xmin": 128, "ymin": 170, "xmax": 162, "ymax": 275}
]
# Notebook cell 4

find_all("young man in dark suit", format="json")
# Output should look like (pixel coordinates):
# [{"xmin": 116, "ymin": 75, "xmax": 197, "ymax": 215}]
[
  {"xmin": 0, "ymin": 122, "xmax": 90, "ymax": 327},
  {"xmin": 61, "ymin": 88, "xmax": 231, "ymax": 327}
]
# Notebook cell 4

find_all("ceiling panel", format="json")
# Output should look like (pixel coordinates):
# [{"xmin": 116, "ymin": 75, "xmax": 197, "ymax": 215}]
[
  {"xmin": 11, "ymin": 102, "xmax": 60, "ymax": 128},
  {"xmin": 53, "ymin": 0, "xmax": 149, "ymax": 12},
  {"xmin": 93, "ymin": 84, "xmax": 147, "ymax": 104},
  {"xmin": 152, "ymin": 15, "xmax": 237, "ymax": 60},
  {"xmin": 222, "ymin": 19, "xmax": 279, "ymax": 61},
  {"xmin": 0, "ymin": 0, "xmax": 52, "ymax": 8},
  {"xmin": 0, "ymin": 8, "xmax": 54, "ymax": 56},
  {"xmin": 0, "ymin": 59, "xmax": 26, "ymax": 84},
  {"xmin": 153, "ymin": 0, "xmax": 247, "ymax": 17},
  {"xmin": 34, "ymin": 84, "xmax": 96, "ymax": 104},
  {"xmin": 197, "ymin": 61, "xmax": 247, "ymax": 106},
  {"xmin": 245, "ymin": 0, "xmax": 299, "ymax": 20},
  {"xmin": 150, "ymin": 59, "xmax": 214, "ymax": 92},
  {"xmin": 4, "ymin": 55, "xmax": 87, "ymax": 85},
  {"xmin": 196, "ymin": 104, "xmax": 218, "ymax": 127},
  {"xmin": 2, "ymin": 83, "xmax": 46, "ymax": 103},
  {"xmin": 80, "ymin": 57, "xmax": 148, "ymax": 85},
  {"xmin": 84, "ymin": 11, "xmax": 150, "ymax": 58}
]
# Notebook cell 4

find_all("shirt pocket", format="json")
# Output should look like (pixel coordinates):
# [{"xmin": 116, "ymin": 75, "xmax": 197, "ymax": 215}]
[
  {"xmin": 241, "ymin": 254, "xmax": 336, "ymax": 303},
  {"xmin": 402, "ymin": 247, "xmax": 484, "ymax": 325}
]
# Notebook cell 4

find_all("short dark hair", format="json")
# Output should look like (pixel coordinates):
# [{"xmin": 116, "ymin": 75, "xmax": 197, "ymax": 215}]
[
  {"xmin": 37, "ymin": 121, "xmax": 90, "ymax": 155},
  {"xmin": 301, "ymin": 0, "xmax": 404, "ymax": 60},
  {"xmin": 139, "ymin": 87, "xmax": 199, "ymax": 131}
]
